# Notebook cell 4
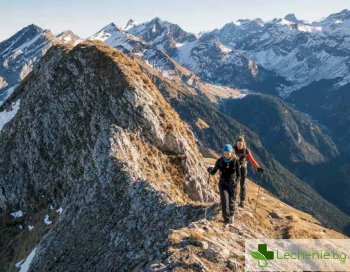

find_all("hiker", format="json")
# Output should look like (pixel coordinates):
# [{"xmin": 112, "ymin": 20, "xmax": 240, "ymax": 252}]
[
  {"xmin": 234, "ymin": 136, "xmax": 264, "ymax": 208},
  {"xmin": 207, "ymin": 144, "xmax": 241, "ymax": 224}
]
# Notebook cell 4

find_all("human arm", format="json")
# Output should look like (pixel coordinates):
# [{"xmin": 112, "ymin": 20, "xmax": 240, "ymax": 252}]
[
  {"xmin": 246, "ymin": 150, "xmax": 260, "ymax": 169},
  {"xmin": 207, "ymin": 158, "xmax": 220, "ymax": 175},
  {"xmin": 247, "ymin": 150, "xmax": 264, "ymax": 173}
]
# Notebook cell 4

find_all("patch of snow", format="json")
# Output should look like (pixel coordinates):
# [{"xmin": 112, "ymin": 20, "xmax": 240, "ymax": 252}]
[
  {"xmin": 249, "ymin": 47, "xmax": 348, "ymax": 89},
  {"xmin": 0, "ymin": 99, "xmax": 21, "ymax": 133},
  {"xmin": 240, "ymin": 88, "xmax": 253, "ymax": 94},
  {"xmin": 134, "ymin": 52, "xmax": 144, "ymax": 57},
  {"xmin": 44, "ymin": 214, "xmax": 52, "ymax": 225},
  {"xmin": 56, "ymin": 207, "xmax": 63, "ymax": 214},
  {"xmin": 335, "ymin": 20, "xmax": 343, "ymax": 24},
  {"xmin": 90, "ymin": 23, "xmax": 119, "ymax": 42},
  {"xmin": 297, "ymin": 24, "xmax": 322, "ymax": 33},
  {"xmin": 279, "ymin": 18, "xmax": 294, "ymax": 26},
  {"xmin": 5, "ymin": 33, "xmax": 42, "ymax": 58},
  {"xmin": 231, "ymin": 93, "xmax": 248, "ymax": 99},
  {"xmin": 152, "ymin": 24, "xmax": 157, "ymax": 33},
  {"xmin": 28, "ymin": 225, "xmax": 34, "ymax": 231},
  {"xmin": 10, "ymin": 210, "xmax": 24, "ymax": 218},
  {"xmin": 278, "ymin": 19, "xmax": 321, "ymax": 33},
  {"xmin": 219, "ymin": 43, "xmax": 232, "ymax": 53},
  {"xmin": 15, "ymin": 247, "xmax": 37, "ymax": 272},
  {"xmin": 175, "ymin": 41, "xmax": 197, "ymax": 69},
  {"xmin": 90, "ymin": 25, "xmax": 144, "ymax": 53},
  {"xmin": 0, "ymin": 85, "xmax": 17, "ymax": 106}
]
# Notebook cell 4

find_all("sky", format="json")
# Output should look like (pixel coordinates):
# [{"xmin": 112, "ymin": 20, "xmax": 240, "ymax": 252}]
[{"xmin": 0, "ymin": 0, "xmax": 349, "ymax": 41}]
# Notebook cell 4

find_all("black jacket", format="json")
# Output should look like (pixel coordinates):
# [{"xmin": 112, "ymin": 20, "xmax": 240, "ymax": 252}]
[{"xmin": 209, "ymin": 156, "xmax": 241, "ymax": 183}]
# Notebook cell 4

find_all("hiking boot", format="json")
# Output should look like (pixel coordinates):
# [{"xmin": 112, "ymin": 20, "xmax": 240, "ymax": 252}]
[{"xmin": 239, "ymin": 201, "xmax": 244, "ymax": 208}]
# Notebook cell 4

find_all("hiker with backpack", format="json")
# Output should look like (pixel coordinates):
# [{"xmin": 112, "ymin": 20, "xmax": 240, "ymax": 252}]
[
  {"xmin": 207, "ymin": 144, "xmax": 241, "ymax": 224},
  {"xmin": 234, "ymin": 136, "xmax": 264, "ymax": 208}
]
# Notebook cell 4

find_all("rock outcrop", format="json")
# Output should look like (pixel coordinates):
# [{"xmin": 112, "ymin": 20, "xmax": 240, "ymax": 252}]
[{"xmin": 0, "ymin": 40, "xmax": 217, "ymax": 271}]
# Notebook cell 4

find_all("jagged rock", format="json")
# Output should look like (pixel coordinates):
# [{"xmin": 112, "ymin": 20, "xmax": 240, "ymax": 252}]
[
  {"xmin": 204, "ymin": 247, "xmax": 220, "ymax": 262},
  {"xmin": 269, "ymin": 210, "xmax": 281, "ymax": 219}
]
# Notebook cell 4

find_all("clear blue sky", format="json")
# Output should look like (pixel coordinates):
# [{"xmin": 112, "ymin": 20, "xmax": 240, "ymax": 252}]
[{"xmin": 0, "ymin": 0, "xmax": 349, "ymax": 41}]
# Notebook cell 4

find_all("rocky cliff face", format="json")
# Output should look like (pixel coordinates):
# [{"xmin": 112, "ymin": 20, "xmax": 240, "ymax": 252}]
[{"xmin": 0, "ymin": 40, "xmax": 217, "ymax": 271}]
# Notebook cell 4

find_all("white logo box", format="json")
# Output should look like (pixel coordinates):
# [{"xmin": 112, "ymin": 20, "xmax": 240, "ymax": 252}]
[{"xmin": 245, "ymin": 239, "xmax": 350, "ymax": 271}]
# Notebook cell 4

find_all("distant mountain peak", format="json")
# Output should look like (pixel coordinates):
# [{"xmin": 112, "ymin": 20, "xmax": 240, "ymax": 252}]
[
  {"xmin": 322, "ymin": 8, "xmax": 350, "ymax": 22},
  {"xmin": 6, "ymin": 24, "xmax": 46, "ymax": 41},
  {"xmin": 284, "ymin": 13, "xmax": 299, "ymax": 23},
  {"xmin": 150, "ymin": 16, "xmax": 162, "ymax": 23},
  {"xmin": 123, "ymin": 19, "xmax": 138, "ymax": 30},
  {"xmin": 103, "ymin": 22, "xmax": 120, "ymax": 32},
  {"xmin": 24, "ymin": 23, "xmax": 44, "ymax": 32},
  {"xmin": 56, "ymin": 30, "xmax": 81, "ymax": 44},
  {"xmin": 90, "ymin": 23, "xmax": 122, "ymax": 41},
  {"xmin": 338, "ymin": 8, "xmax": 350, "ymax": 15},
  {"xmin": 233, "ymin": 18, "xmax": 264, "ymax": 27}
]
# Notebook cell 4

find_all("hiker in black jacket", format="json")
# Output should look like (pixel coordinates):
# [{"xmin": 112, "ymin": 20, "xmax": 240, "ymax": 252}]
[{"xmin": 207, "ymin": 144, "xmax": 241, "ymax": 224}]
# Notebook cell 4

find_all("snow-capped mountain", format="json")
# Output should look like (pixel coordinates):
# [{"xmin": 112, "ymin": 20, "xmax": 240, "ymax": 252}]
[
  {"xmin": 314, "ymin": 8, "xmax": 350, "ymax": 36},
  {"xmin": 92, "ymin": 11, "xmax": 350, "ymax": 96},
  {"xmin": 90, "ymin": 22, "xmax": 199, "ymax": 78},
  {"xmin": 56, "ymin": 30, "xmax": 82, "ymax": 44},
  {"xmin": 124, "ymin": 17, "xmax": 288, "ymax": 92},
  {"xmin": 0, "ymin": 24, "xmax": 52, "ymax": 103},
  {"xmin": 209, "ymin": 9, "xmax": 350, "ymax": 95},
  {"xmin": 128, "ymin": 17, "xmax": 197, "ymax": 53},
  {"xmin": 174, "ymin": 32, "xmax": 289, "ymax": 92},
  {"xmin": 90, "ymin": 22, "xmax": 147, "ymax": 53},
  {"xmin": 3, "ymin": 9, "xmax": 350, "ymax": 103},
  {"xmin": 0, "ymin": 24, "xmax": 81, "ymax": 105}
]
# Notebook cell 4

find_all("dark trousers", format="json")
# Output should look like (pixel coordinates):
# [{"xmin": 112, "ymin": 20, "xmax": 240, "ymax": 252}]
[
  {"xmin": 240, "ymin": 167, "xmax": 248, "ymax": 202},
  {"xmin": 219, "ymin": 179, "xmax": 237, "ymax": 221}
]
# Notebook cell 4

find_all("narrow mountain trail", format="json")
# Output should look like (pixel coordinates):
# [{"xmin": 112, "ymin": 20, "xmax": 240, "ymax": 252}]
[{"xmin": 158, "ymin": 158, "xmax": 347, "ymax": 271}]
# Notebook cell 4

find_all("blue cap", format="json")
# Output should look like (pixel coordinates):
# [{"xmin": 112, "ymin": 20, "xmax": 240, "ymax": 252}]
[{"xmin": 222, "ymin": 144, "xmax": 233, "ymax": 153}]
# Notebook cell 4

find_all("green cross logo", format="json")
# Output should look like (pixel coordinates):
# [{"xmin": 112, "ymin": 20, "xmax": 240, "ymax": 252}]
[{"xmin": 250, "ymin": 243, "xmax": 274, "ymax": 267}]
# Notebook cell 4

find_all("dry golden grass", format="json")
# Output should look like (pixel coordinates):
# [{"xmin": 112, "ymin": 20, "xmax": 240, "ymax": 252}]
[
  {"xmin": 168, "ymin": 232, "xmax": 183, "ymax": 244},
  {"xmin": 200, "ymin": 156, "xmax": 348, "ymax": 239},
  {"xmin": 195, "ymin": 118, "xmax": 210, "ymax": 129},
  {"xmin": 188, "ymin": 229, "xmax": 205, "ymax": 241},
  {"xmin": 243, "ymin": 178, "xmax": 347, "ymax": 239}
]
